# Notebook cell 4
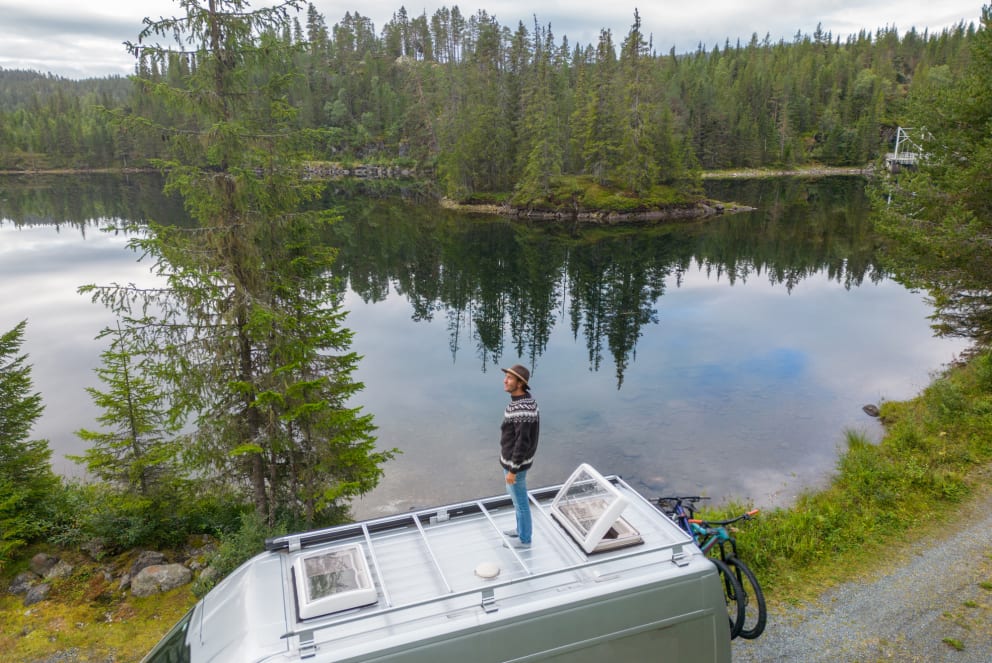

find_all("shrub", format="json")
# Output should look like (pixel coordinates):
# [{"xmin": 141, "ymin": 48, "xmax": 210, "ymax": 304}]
[
  {"xmin": 192, "ymin": 511, "xmax": 284, "ymax": 597},
  {"xmin": 47, "ymin": 481, "xmax": 245, "ymax": 555}
]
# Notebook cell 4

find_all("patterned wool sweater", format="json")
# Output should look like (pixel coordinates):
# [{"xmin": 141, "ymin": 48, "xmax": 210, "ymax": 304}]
[{"xmin": 499, "ymin": 391, "xmax": 540, "ymax": 472}]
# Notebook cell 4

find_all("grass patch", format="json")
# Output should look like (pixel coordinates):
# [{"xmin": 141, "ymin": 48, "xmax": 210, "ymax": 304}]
[
  {"xmin": 487, "ymin": 174, "xmax": 701, "ymax": 213},
  {"xmin": 459, "ymin": 191, "xmax": 511, "ymax": 206},
  {"xmin": 574, "ymin": 179, "xmax": 693, "ymax": 212},
  {"xmin": 0, "ymin": 556, "xmax": 195, "ymax": 663},
  {"xmin": 942, "ymin": 637, "xmax": 965, "ymax": 651},
  {"xmin": 0, "ymin": 510, "xmax": 282, "ymax": 662}
]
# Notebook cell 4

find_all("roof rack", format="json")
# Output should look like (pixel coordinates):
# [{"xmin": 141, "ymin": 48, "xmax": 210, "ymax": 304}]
[{"xmin": 269, "ymin": 471, "xmax": 695, "ymax": 640}]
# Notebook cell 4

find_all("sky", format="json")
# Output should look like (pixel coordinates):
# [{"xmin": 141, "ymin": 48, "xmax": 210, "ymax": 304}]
[{"xmin": 0, "ymin": 1, "xmax": 984, "ymax": 79}]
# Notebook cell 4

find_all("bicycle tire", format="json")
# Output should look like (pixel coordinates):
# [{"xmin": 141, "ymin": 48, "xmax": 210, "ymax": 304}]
[
  {"xmin": 725, "ymin": 556, "xmax": 767, "ymax": 639},
  {"xmin": 709, "ymin": 556, "xmax": 746, "ymax": 639}
]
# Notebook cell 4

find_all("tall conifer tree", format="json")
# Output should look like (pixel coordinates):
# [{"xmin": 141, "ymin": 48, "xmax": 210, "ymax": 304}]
[
  {"xmin": 616, "ymin": 10, "xmax": 659, "ymax": 194},
  {"xmin": 0, "ymin": 321, "xmax": 57, "ymax": 566},
  {"xmin": 572, "ymin": 29, "xmax": 621, "ymax": 185},
  {"xmin": 87, "ymin": 0, "xmax": 392, "ymax": 528},
  {"xmin": 514, "ymin": 22, "xmax": 564, "ymax": 202}
]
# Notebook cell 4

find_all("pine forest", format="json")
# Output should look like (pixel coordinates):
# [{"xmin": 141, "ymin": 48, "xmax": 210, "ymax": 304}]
[{"xmin": 0, "ymin": 6, "xmax": 980, "ymax": 202}]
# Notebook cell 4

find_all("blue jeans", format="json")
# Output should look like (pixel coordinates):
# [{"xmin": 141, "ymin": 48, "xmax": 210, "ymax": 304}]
[{"xmin": 505, "ymin": 468, "xmax": 532, "ymax": 543}]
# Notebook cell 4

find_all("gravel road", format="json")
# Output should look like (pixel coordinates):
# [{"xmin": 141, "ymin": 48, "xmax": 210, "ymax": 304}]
[{"xmin": 732, "ymin": 482, "xmax": 992, "ymax": 662}]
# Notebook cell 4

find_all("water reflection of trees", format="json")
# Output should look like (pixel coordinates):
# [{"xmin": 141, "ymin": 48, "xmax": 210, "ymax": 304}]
[
  {"xmin": 326, "ymin": 177, "xmax": 886, "ymax": 387},
  {"xmin": 0, "ymin": 173, "xmax": 185, "ymax": 229},
  {"xmin": 2, "ymin": 175, "xmax": 886, "ymax": 387}
]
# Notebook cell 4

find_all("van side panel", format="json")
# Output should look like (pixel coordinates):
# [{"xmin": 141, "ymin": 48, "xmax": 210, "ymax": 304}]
[{"xmin": 330, "ymin": 567, "xmax": 730, "ymax": 663}]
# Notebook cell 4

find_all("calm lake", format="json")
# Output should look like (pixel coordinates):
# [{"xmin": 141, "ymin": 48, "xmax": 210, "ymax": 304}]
[{"xmin": 0, "ymin": 174, "xmax": 969, "ymax": 519}]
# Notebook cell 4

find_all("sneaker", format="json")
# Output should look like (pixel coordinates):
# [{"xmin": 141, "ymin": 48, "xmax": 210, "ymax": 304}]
[
  {"xmin": 502, "ymin": 529, "xmax": 519, "ymax": 537},
  {"xmin": 503, "ymin": 540, "xmax": 531, "ymax": 549}
]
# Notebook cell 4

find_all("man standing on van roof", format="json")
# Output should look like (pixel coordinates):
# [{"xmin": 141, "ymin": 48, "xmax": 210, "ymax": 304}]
[{"xmin": 500, "ymin": 364, "xmax": 539, "ymax": 549}]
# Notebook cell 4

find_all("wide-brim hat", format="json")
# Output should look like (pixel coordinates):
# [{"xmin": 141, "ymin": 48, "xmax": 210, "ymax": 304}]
[{"xmin": 501, "ymin": 364, "xmax": 530, "ymax": 386}]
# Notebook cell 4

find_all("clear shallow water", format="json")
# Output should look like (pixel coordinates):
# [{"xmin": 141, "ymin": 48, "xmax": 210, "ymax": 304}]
[{"xmin": 0, "ymin": 175, "xmax": 969, "ymax": 518}]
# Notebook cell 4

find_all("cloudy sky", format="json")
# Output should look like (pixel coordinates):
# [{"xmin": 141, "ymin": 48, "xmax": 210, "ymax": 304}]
[{"xmin": 0, "ymin": 0, "xmax": 983, "ymax": 79}]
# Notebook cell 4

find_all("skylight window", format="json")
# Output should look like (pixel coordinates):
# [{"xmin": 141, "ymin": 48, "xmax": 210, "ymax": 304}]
[
  {"xmin": 294, "ymin": 544, "xmax": 377, "ymax": 619},
  {"xmin": 550, "ymin": 464, "xmax": 643, "ymax": 554}
]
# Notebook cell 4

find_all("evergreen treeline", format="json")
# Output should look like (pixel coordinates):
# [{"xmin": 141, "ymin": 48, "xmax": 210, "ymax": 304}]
[
  {"xmin": 0, "ymin": 7, "xmax": 979, "ymax": 198},
  {"xmin": 0, "ymin": 70, "xmax": 131, "ymax": 170}
]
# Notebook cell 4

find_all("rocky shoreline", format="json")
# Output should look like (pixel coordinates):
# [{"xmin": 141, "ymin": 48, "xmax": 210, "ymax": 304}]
[
  {"xmin": 8, "ymin": 543, "xmax": 214, "ymax": 609},
  {"xmin": 701, "ymin": 165, "xmax": 874, "ymax": 179},
  {"xmin": 440, "ymin": 198, "xmax": 757, "ymax": 223}
]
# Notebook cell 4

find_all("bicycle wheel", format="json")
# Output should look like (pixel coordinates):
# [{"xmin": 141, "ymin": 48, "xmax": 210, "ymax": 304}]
[
  {"xmin": 709, "ymin": 557, "xmax": 746, "ymax": 639},
  {"xmin": 725, "ymin": 556, "xmax": 767, "ymax": 639}
]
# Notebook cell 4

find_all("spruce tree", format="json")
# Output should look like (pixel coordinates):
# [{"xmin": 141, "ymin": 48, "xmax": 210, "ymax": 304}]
[
  {"xmin": 513, "ymin": 22, "xmax": 564, "ymax": 204},
  {"xmin": 0, "ymin": 320, "xmax": 57, "ymax": 566},
  {"xmin": 86, "ymin": 0, "xmax": 392, "ymax": 528},
  {"xmin": 72, "ymin": 324, "xmax": 181, "ymax": 496},
  {"xmin": 616, "ymin": 10, "xmax": 659, "ymax": 194},
  {"xmin": 574, "ymin": 29, "xmax": 621, "ymax": 185}
]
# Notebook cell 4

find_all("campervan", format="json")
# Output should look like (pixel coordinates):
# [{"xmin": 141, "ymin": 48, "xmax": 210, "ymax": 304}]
[{"xmin": 142, "ymin": 464, "xmax": 732, "ymax": 662}]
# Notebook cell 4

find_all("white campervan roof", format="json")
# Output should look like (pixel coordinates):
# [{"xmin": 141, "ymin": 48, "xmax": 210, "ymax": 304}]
[{"xmin": 149, "ymin": 464, "xmax": 730, "ymax": 663}]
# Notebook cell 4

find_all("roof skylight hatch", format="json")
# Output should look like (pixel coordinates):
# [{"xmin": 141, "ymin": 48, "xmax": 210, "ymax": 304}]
[
  {"xmin": 293, "ymin": 543, "xmax": 378, "ymax": 619},
  {"xmin": 550, "ymin": 463, "xmax": 644, "ymax": 554}
]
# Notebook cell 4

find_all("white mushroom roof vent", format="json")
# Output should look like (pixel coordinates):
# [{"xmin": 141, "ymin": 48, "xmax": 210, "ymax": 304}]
[
  {"xmin": 474, "ymin": 561, "xmax": 501, "ymax": 579},
  {"xmin": 293, "ymin": 543, "xmax": 377, "ymax": 619}
]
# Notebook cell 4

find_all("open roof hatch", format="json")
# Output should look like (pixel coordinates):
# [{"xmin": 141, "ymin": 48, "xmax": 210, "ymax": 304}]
[{"xmin": 550, "ymin": 463, "xmax": 644, "ymax": 554}]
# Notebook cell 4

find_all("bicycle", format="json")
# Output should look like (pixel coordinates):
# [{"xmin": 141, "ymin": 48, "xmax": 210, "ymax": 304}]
[
  {"xmin": 655, "ymin": 496, "xmax": 744, "ymax": 639},
  {"xmin": 655, "ymin": 495, "xmax": 709, "ymax": 536},
  {"xmin": 655, "ymin": 496, "xmax": 767, "ymax": 640},
  {"xmin": 690, "ymin": 510, "xmax": 767, "ymax": 639}
]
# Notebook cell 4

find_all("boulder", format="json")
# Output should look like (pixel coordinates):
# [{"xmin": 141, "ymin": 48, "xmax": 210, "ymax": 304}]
[
  {"xmin": 131, "ymin": 564, "xmax": 192, "ymax": 597},
  {"xmin": 197, "ymin": 565, "xmax": 219, "ymax": 586},
  {"xmin": 23, "ymin": 583, "xmax": 51, "ymax": 606},
  {"xmin": 45, "ymin": 560, "xmax": 74, "ymax": 581},
  {"xmin": 130, "ymin": 550, "xmax": 167, "ymax": 577},
  {"xmin": 81, "ymin": 538, "xmax": 107, "ymax": 560},
  {"xmin": 29, "ymin": 552, "xmax": 58, "ymax": 577},
  {"xmin": 8, "ymin": 571, "xmax": 38, "ymax": 595}
]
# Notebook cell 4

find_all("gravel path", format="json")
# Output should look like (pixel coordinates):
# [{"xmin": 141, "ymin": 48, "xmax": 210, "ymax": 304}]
[{"xmin": 732, "ymin": 483, "xmax": 992, "ymax": 662}]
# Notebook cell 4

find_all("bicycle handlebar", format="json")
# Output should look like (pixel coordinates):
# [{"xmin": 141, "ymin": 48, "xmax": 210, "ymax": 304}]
[
  {"xmin": 691, "ymin": 508, "xmax": 759, "ymax": 527},
  {"xmin": 655, "ymin": 495, "xmax": 711, "ymax": 503}
]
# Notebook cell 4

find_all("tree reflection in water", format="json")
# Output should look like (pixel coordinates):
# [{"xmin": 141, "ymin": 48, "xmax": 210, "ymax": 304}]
[{"xmin": 325, "ymin": 176, "xmax": 884, "ymax": 388}]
